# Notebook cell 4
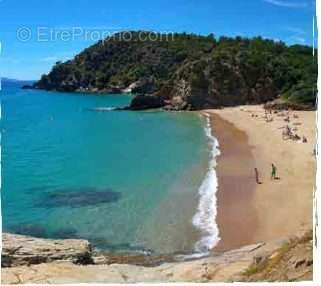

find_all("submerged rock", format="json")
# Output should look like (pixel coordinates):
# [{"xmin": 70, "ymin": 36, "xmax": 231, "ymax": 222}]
[
  {"xmin": 8, "ymin": 224, "xmax": 47, "ymax": 238},
  {"xmin": 35, "ymin": 187, "xmax": 121, "ymax": 208},
  {"xmin": 2, "ymin": 233, "xmax": 93, "ymax": 267},
  {"xmin": 89, "ymin": 236, "xmax": 153, "ymax": 254},
  {"xmin": 21, "ymin": 85, "xmax": 34, "ymax": 89},
  {"xmin": 51, "ymin": 227, "xmax": 79, "ymax": 239}
]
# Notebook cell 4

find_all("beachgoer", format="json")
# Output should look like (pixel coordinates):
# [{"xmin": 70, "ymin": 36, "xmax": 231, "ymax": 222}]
[
  {"xmin": 291, "ymin": 134, "xmax": 300, "ymax": 141},
  {"xmin": 282, "ymin": 125, "xmax": 291, "ymax": 140},
  {"xmin": 271, "ymin": 163, "xmax": 277, "ymax": 180},
  {"xmin": 254, "ymin": 168, "xmax": 261, "ymax": 184}
]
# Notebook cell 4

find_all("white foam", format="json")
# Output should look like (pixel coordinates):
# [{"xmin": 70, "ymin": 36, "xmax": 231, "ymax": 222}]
[
  {"xmin": 192, "ymin": 113, "xmax": 221, "ymax": 253},
  {"xmin": 92, "ymin": 107, "xmax": 116, "ymax": 111}
]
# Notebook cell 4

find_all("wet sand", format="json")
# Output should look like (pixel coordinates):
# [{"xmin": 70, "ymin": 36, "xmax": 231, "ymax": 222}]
[
  {"xmin": 207, "ymin": 113, "xmax": 258, "ymax": 252},
  {"xmin": 207, "ymin": 106, "xmax": 315, "ymax": 250}
]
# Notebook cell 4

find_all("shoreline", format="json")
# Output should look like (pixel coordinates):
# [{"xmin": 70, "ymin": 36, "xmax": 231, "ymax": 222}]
[
  {"xmin": 2, "ymin": 104, "xmax": 314, "ymax": 283},
  {"xmin": 206, "ymin": 105, "xmax": 315, "ymax": 248},
  {"xmin": 192, "ymin": 113, "xmax": 220, "ymax": 253},
  {"xmin": 2, "ymin": 105, "xmax": 314, "ymax": 257},
  {"xmin": 205, "ymin": 112, "xmax": 258, "ymax": 252},
  {"xmin": 2, "ymin": 230, "xmax": 313, "ymax": 283}
]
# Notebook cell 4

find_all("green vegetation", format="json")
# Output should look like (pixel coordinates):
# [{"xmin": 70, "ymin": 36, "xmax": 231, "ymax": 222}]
[
  {"xmin": 242, "ymin": 231, "xmax": 313, "ymax": 282},
  {"xmin": 35, "ymin": 31, "xmax": 317, "ymax": 109}
]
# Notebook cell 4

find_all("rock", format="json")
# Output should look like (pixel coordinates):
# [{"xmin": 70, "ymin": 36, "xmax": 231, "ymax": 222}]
[
  {"xmin": 0, "ymin": 237, "xmax": 284, "ymax": 284},
  {"xmin": 76, "ymin": 86, "xmax": 122, "ymax": 94},
  {"xmin": 1, "ymin": 231, "xmax": 313, "ymax": 283},
  {"xmin": 294, "ymin": 259, "xmax": 306, "ymax": 268},
  {"xmin": 122, "ymin": 78, "xmax": 156, "ymax": 94},
  {"xmin": 35, "ymin": 188, "xmax": 121, "ymax": 208},
  {"xmin": 8, "ymin": 224, "xmax": 48, "ymax": 238},
  {"xmin": 264, "ymin": 99, "xmax": 314, "ymax": 111},
  {"xmin": 129, "ymin": 94, "xmax": 165, "ymax": 110},
  {"xmin": 51, "ymin": 227, "xmax": 79, "ymax": 239},
  {"xmin": 104, "ymin": 86, "xmax": 123, "ymax": 94},
  {"xmin": 269, "ymin": 251, "xmax": 279, "ymax": 260},
  {"xmin": 21, "ymin": 85, "xmax": 34, "ymax": 89},
  {"xmin": 92, "ymin": 253, "xmax": 175, "ymax": 267},
  {"xmin": 2, "ymin": 233, "xmax": 93, "ymax": 267},
  {"xmin": 122, "ymin": 83, "xmax": 136, "ymax": 93}
]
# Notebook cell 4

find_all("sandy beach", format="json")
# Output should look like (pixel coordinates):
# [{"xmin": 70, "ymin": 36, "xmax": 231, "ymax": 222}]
[
  {"xmin": 2, "ymin": 105, "xmax": 315, "ymax": 284},
  {"xmin": 207, "ymin": 105, "xmax": 316, "ymax": 251}
]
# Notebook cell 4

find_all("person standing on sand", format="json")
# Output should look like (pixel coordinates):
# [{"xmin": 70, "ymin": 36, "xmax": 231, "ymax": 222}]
[
  {"xmin": 254, "ymin": 168, "xmax": 261, "ymax": 184},
  {"xmin": 271, "ymin": 163, "xmax": 277, "ymax": 180}
]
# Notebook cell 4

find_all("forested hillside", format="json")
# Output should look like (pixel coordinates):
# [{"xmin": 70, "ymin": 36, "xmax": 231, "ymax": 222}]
[{"xmin": 34, "ymin": 32, "xmax": 317, "ymax": 110}]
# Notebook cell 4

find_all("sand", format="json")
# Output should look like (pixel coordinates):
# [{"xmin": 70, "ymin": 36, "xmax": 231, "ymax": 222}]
[
  {"xmin": 206, "ymin": 105, "xmax": 316, "ymax": 250},
  {"xmin": 208, "ymin": 113, "xmax": 257, "ymax": 252}
]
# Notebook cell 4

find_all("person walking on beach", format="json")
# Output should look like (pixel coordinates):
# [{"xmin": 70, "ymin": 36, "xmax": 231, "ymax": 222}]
[
  {"xmin": 254, "ymin": 168, "xmax": 261, "ymax": 184},
  {"xmin": 271, "ymin": 163, "xmax": 277, "ymax": 180}
]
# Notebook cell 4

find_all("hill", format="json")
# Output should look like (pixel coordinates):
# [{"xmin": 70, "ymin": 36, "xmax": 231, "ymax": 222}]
[
  {"xmin": 34, "ymin": 31, "xmax": 317, "ymax": 110},
  {"xmin": 2, "ymin": 78, "xmax": 35, "ymax": 89}
]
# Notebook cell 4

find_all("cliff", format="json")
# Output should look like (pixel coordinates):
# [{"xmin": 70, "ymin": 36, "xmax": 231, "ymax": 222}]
[
  {"xmin": 2, "ymin": 233, "xmax": 92, "ymax": 267},
  {"xmin": 1, "ymin": 231, "xmax": 313, "ymax": 283},
  {"xmin": 33, "ymin": 32, "xmax": 317, "ymax": 110}
]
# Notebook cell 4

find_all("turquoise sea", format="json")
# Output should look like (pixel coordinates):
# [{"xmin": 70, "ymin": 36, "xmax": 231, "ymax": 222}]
[{"xmin": 1, "ymin": 81, "xmax": 219, "ymax": 254}]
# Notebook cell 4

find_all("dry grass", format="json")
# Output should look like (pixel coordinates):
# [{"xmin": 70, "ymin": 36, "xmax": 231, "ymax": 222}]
[{"xmin": 242, "ymin": 230, "xmax": 313, "ymax": 282}]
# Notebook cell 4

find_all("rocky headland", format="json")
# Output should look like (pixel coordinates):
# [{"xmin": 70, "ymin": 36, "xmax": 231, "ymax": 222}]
[
  {"xmin": 31, "ymin": 32, "xmax": 317, "ymax": 111},
  {"xmin": 7, "ymin": 32, "xmax": 316, "ymax": 283}
]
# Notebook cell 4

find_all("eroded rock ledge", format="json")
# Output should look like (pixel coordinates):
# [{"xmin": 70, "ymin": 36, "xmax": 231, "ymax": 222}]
[
  {"xmin": 2, "ymin": 233, "xmax": 93, "ymax": 267},
  {"xmin": 1, "ymin": 231, "xmax": 313, "ymax": 283}
]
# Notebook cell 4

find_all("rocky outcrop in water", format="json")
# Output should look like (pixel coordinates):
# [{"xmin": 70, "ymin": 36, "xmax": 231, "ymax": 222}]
[
  {"xmin": 21, "ymin": 85, "xmax": 34, "ymax": 89},
  {"xmin": 129, "ymin": 94, "xmax": 165, "ymax": 110}
]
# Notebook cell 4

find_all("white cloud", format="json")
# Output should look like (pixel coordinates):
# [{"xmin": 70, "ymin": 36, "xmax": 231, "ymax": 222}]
[
  {"xmin": 40, "ymin": 53, "xmax": 73, "ymax": 63},
  {"xmin": 288, "ymin": 35, "xmax": 307, "ymax": 43},
  {"xmin": 286, "ymin": 27, "xmax": 306, "ymax": 34},
  {"xmin": 263, "ymin": 0, "xmax": 308, "ymax": 8},
  {"xmin": 285, "ymin": 26, "xmax": 307, "ymax": 44}
]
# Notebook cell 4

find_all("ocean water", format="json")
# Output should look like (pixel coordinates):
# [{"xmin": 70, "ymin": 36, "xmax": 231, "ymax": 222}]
[{"xmin": 1, "ymin": 81, "xmax": 220, "ymax": 255}]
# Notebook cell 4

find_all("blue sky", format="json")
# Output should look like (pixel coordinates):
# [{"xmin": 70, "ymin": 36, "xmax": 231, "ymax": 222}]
[{"xmin": 0, "ymin": 0, "xmax": 316, "ymax": 80}]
